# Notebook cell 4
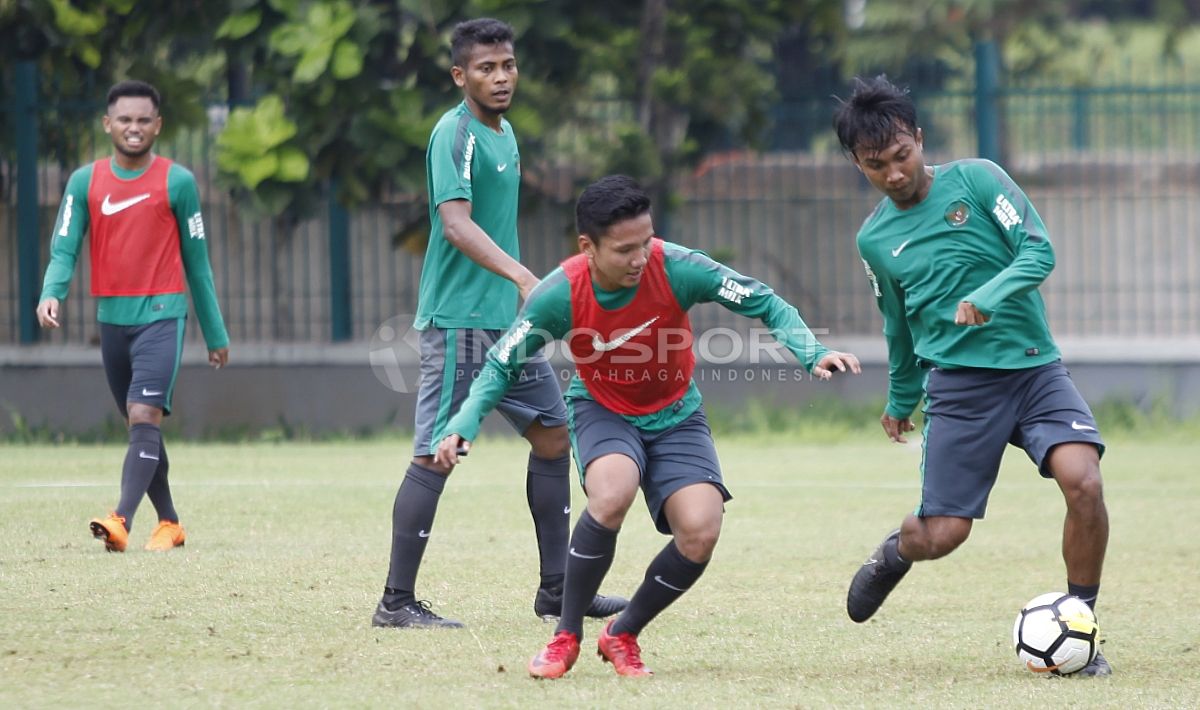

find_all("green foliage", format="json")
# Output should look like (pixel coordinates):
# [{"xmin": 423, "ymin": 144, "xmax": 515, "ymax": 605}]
[
  {"xmin": 0, "ymin": 0, "xmax": 229, "ymax": 164},
  {"xmin": 216, "ymin": 94, "xmax": 309, "ymax": 197}
]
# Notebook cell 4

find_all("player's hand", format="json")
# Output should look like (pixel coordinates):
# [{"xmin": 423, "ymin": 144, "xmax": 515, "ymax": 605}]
[
  {"xmin": 954, "ymin": 301, "xmax": 989, "ymax": 326},
  {"xmin": 434, "ymin": 434, "xmax": 470, "ymax": 466},
  {"xmin": 812, "ymin": 351, "xmax": 862, "ymax": 380},
  {"xmin": 209, "ymin": 347, "xmax": 229, "ymax": 369},
  {"xmin": 36, "ymin": 298, "xmax": 61, "ymax": 329},
  {"xmin": 881, "ymin": 413, "xmax": 915, "ymax": 443}
]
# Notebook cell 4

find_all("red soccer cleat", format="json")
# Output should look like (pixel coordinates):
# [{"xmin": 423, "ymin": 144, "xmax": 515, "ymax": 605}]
[
  {"xmin": 528, "ymin": 630, "xmax": 581, "ymax": 679},
  {"xmin": 596, "ymin": 620, "xmax": 653, "ymax": 677}
]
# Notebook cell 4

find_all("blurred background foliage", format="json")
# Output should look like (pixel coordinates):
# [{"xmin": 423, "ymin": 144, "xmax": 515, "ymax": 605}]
[{"xmin": 3, "ymin": 0, "xmax": 1200, "ymax": 219}]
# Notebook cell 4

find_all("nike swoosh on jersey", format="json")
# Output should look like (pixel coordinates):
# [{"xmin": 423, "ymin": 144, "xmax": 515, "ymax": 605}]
[
  {"xmin": 101, "ymin": 193, "xmax": 152, "ymax": 215},
  {"xmin": 592, "ymin": 316, "xmax": 659, "ymax": 352},
  {"xmin": 891, "ymin": 239, "xmax": 913, "ymax": 257}
]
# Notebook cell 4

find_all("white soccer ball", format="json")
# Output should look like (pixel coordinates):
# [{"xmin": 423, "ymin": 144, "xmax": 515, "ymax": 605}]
[{"xmin": 1012, "ymin": 592, "xmax": 1099, "ymax": 675}]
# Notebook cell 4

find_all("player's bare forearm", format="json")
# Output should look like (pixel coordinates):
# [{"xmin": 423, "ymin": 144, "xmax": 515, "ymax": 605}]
[{"xmin": 440, "ymin": 202, "xmax": 538, "ymax": 297}]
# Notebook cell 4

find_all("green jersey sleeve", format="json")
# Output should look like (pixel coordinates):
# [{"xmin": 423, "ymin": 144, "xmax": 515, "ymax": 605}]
[
  {"xmin": 39, "ymin": 165, "xmax": 93, "ymax": 301},
  {"xmin": 960, "ymin": 161, "xmax": 1055, "ymax": 316},
  {"xmin": 442, "ymin": 269, "xmax": 572, "ymax": 441},
  {"xmin": 427, "ymin": 110, "xmax": 473, "ymax": 208},
  {"xmin": 662, "ymin": 242, "xmax": 830, "ymax": 372},
  {"xmin": 170, "ymin": 164, "xmax": 229, "ymax": 349},
  {"xmin": 860, "ymin": 256, "xmax": 923, "ymax": 419}
]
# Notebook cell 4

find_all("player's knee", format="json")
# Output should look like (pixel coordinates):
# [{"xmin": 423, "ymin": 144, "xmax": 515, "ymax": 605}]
[
  {"xmin": 674, "ymin": 524, "xmax": 720, "ymax": 562},
  {"xmin": 413, "ymin": 456, "xmax": 453, "ymax": 477},
  {"xmin": 1062, "ymin": 466, "xmax": 1104, "ymax": 508},
  {"xmin": 587, "ymin": 489, "xmax": 636, "ymax": 524},
  {"xmin": 535, "ymin": 428, "xmax": 570, "ymax": 459},
  {"xmin": 126, "ymin": 403, "xmax": 162, "ymax": 427}
]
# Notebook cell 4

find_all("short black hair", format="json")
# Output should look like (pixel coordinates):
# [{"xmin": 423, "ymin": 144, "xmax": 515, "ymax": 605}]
[
  {"xmin": 106, "ymin": 80, "xmax": 160, "ymax": 110},
  {"xmin": 832, "ymin": 75, "xmax": 917, "ymax": 158},
  {"xmin": 576, "ymin": 175, "xmax": 652, "ymax": 242},
  {"xmin": 451, "ymin": 18, "xmax": 515, "ymax": 68}
]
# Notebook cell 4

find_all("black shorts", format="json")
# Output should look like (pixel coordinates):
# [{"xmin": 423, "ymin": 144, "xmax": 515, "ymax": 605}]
[
  {"xmin": 99, "ymin": 318, "xmax": 185, "ymax": 416},
  {"xmin": 918, "ymin": 360, "xmax": 1105, "ymax": 519},
  {"xmin": 412, "ymin": 327, "xmax": 568, "ymax": 456},
  {"xmin": 568, "ymin": 398, "xmax": 731, "ymax": 535}
]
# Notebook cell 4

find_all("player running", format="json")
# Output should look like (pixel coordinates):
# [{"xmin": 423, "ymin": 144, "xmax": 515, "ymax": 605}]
[
  {"xmin": 37, "ymin": 80, "xmax": 230, "ymax": 553},
  {"xmin": 833, "ymin": 75, "xmax": 1111, "ymax": 677},
  {"xmin": 435, "ymin": 175, "xmax": 860, "ymax": 678}
]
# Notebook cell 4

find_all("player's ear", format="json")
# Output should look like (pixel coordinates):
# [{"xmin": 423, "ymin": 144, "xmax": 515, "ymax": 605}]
[
  {"xmin": 451, "ymin": 66, "xmax": 466, "ymax": 88},
  {"xmin": 578, "ymin": 234, "xmax": 595, "ymax": 258}
]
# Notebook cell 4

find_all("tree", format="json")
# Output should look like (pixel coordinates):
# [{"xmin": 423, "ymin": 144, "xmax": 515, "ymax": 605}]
[{"xmin": 0, "ymin": 0, "xmax": 228, "ymax": 172}]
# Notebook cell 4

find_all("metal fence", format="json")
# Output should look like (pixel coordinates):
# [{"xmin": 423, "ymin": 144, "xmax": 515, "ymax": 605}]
[{"xmin": 3, "ymin": 80, "xmax": 1199, "ymax": 347}]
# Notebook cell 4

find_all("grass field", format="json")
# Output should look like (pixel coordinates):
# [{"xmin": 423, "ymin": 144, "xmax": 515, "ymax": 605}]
[{"xmin": 2, "ymin": 436, "xmax": 1198, "ymax": 708}]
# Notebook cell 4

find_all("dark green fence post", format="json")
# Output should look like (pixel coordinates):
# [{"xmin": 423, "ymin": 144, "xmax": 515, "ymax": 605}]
[
  {"xmin": 974, "ymin": 40, "xmax": 1001, "ymax": 163},
  {"xmin": 328, "ymin": 182, "xmax": 351, "ymax": 341},
  {"xmin": 16, "ymin": 60, "xmax": 41, "ymax": 343},
  {"xmin": 1072, "ymin": 88, "xmax": 1090, "ymax": 150}
]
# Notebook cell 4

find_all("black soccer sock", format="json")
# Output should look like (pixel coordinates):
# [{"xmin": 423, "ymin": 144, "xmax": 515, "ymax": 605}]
[
  {"xmin": 526, "ymin": 452, "xmax": 571, "ymax": 589},
  {"xmin": 610, "ymin": 540, "xmax": 708, "ymax": 637},
  {"xmin": 556, "ymin": 510, "xmax": 619, "ymax": 640},
  {"xmin": 382, "ymin": 462, "xmax": 448, "ymax": 608},
  {"xmin": 114, "ymin": 423, "xmax": 162, "ymax": 530},
  {"xmin": 884, "ymin": 532, "xmax": 910, "ymax": 568},
  {"xmin": 1068, "ymin": 582, "xmax": 1100, "ymax": 611},
  {"xmin": 145, "ymin": 432, "xmax": 179, "ymax": 523}
]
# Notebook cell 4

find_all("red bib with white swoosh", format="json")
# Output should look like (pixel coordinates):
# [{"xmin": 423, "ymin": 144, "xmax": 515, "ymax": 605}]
[
  {"xmin": 564, "ymin": 238, "xmax": 694, "ymax": 415},
  {"xmin": 87, "ymin": 156, "xmax": 184, "ymax": 296}
]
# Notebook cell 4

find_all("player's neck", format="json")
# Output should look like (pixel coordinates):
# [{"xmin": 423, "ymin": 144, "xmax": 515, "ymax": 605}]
[
  {"xmin": 113, "ymin": 151, "xmax": 155, "ymax": 173},
  {"xmin": 891, "ymin": 164, "xmax": 935, "ymax": 210},
  {"xmin": 464, "ymin": 98, "xmax": 504, "ymax": 132}
]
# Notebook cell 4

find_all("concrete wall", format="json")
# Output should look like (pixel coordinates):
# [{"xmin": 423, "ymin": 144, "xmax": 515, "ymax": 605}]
[{"xmin": 3, "ymin": 337, "xmax": 1197, "ymax": 438}]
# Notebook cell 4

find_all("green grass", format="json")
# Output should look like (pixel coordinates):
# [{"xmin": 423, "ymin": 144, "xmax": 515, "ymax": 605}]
[{"xmin": 1, "ymin": 437, "xmax": 1198, "ymax": 708}]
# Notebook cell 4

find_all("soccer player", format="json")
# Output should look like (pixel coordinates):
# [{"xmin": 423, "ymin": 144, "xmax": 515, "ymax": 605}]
[
  {"xmin": 36, "ymin": 80, "xmax": 230, "ymax": 553},
  {"xmin": 372, "ymin": 18, "xmax": 624, "ymax": 629},
  {"xmin": 434, "ymin": 175, "xmax": 861, "ymax": 677},
  {"xmin": 833, "ymin": 76, "xmax": 1111, "ymax": 676}
]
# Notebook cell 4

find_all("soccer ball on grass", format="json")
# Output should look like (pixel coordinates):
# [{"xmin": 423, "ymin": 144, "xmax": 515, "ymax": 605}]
[{"xmin": 1012, "ymin": 592, "xmax": 1099, "ymax": 675}]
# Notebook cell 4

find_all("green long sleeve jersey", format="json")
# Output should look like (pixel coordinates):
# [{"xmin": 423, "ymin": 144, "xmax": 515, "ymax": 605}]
[
  {"xmin": 443, "ymin": 241, "xmax": 831, "ymax": 441},
  {"xmin": 39, "ymin": 158, "xmax": 229, "ymax": 349},
  {"xmin": 857, "ymin": 159, "xmax": 1059, "ymax": 420}
]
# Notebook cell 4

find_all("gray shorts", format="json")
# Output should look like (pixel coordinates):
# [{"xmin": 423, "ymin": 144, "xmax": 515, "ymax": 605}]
[
  {"xmin": 918, "ymin": 360, "xmax": 1105, "ymax": 519},
  {"xmin": 567, "ymin": 398, "xmax": 731, "ymax": 535},
  {"xmin": 100, "ymin": 317, "xmax": 185, "ymax": 416},
  {"xmin": 412, "ymin": 327, "xmax": 567, "ymax": 456}
]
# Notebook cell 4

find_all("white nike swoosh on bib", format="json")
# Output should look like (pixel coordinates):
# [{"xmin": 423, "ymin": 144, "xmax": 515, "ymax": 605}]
[
  {"xmin": 891, "ymin": 239, "xmax": 913, "ymax": 257},
  {"xmin": 101, "ymin": 193, "xmax": 152, "ymax": 215},
  {"xmin": 593, "ymin": 316, "xmax": 659, "ymax": 352}
]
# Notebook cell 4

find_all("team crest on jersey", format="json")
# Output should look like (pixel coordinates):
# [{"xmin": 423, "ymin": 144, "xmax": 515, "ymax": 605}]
[{"xmin": 944, "ymin": 200, "xmax": 971, "ymax": 227}]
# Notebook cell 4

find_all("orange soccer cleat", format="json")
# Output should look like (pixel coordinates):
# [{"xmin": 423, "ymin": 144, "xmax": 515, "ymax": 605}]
[
  {"xmin": 596, "ymin": 620, "xmax": 653, "ymax": 677},
  {"xmin": 144, "ymin": 520, "xmax": 186, "ymax": 551},
  {"xmin": 528, "ymin": 631, "xmax": 581, "ymax": 679},
  {"xmin": 89, "ymin": 513, "xmax": 128, "ymax": 553}
]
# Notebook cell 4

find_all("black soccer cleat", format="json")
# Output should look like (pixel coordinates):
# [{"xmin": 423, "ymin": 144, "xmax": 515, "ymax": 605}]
[
  {"xmin": 847, "ymin": 529, "xmax": 912, "ymax": 623},
  {"xmin": 534, "ymin": 586, "xmax": 629, "ymax": 621},
  {"xmin": 371, "ymin": 599, "xmax": 464, "ymax": 629},
  {"xmin": 1075, "ymin": 651, "xmax": 1112, "ymax": 677}
]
